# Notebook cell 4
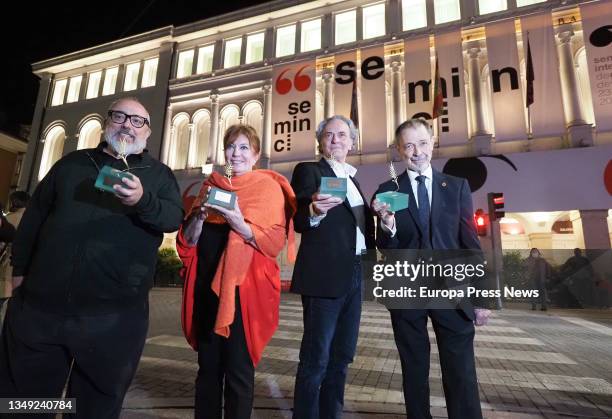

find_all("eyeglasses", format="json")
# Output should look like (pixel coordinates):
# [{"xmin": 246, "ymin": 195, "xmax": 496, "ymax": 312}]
[{"xmin": 108, "ymin": 110, "xmax": 150, "ymax": 128}]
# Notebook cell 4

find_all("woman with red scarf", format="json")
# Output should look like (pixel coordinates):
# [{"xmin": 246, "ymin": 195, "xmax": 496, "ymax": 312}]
[{"xmin": 176, "ymin": 124, "xmax": 296, "ymax": 419}]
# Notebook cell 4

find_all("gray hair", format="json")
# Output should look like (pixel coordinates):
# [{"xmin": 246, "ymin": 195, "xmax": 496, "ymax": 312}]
[
  {"xmin": 394, "ymin": 118, "xmax": 433, "ymax": 146},
  {"xmin": 315, "ymin": 115, "xmax": 359, "ymax": 149}
]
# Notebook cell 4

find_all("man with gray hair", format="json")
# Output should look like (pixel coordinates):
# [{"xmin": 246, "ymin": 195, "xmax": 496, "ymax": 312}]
[
  {"xmin": 290, "ymin": 115, "xmax": 375, "ymax": 419},
  {"xmin": 372, "ymin": 118, "xmax": 489, "ymax": 419},
  {"xmin": 0, "ymin": 97, "xmax": 183, "ymax": 418}
]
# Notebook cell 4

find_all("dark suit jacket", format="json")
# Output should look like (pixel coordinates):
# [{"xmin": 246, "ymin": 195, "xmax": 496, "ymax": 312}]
[
  {"xmin": 374, "ymin": 169, "xmax": 483, "ymax": 319},
  {"xmin": 290, "ymin": 159, "xmax": 375, "ymax": 298}
]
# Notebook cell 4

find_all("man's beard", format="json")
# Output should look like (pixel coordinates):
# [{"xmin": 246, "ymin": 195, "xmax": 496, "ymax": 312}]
[{"xmin": 105, "ymin": 130, "xmax": 146, "ymax": 156}]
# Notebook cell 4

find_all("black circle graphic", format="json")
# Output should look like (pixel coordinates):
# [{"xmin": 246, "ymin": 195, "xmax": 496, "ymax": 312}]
[
  {"xmin": 442, "ymin": 158, "xmax": 487, "ymax": 193},
  {"xmin": 590, "ymin": 25, "xmax": 612, "ymax": 48}
]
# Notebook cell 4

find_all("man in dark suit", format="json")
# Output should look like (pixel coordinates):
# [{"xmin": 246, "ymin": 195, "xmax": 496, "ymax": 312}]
[
  {"xmin": 372, "ymin": 118, "xmax": 490, "ymax": 419},
  {"xmin": 290, "ymin": 115, "xmax": 375, "ymax": 419}
]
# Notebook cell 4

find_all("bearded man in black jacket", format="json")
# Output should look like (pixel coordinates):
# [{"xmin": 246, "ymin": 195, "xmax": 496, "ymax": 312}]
[{"xmin": 0, "ymin": 97, "xmax": 183, "ymax": 419}]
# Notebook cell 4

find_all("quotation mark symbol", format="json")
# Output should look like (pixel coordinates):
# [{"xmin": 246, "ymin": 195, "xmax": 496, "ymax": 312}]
[{"xmin": 275, "ymin": 65, "xmax": 312, "ymax": 95}]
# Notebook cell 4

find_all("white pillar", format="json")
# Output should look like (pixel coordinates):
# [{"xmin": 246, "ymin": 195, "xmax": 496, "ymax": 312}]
[
  {"xmin": 186, "ymin": 122, "xmax": 196, "ymax": 168},
  {"xmin": 161, "ymin": 105, "xmax": 173, "ymax": 165},
  {"xmin": 558, "ymin": 30, "xmax": 586, "ymax": 126},
  {"xmin": 261, "ymin": 83, "xmax": 272, "ymax": 168},
  {"xmin": 323, "ymin": 69, "xmax": 333, "ymax": 119},
  {"xmin": 467, "ymin": 46, "xmax": 488, "ymax": 136},
  {"xmin": 391, "ymin": 59, "xmax": 402, "ymax": 130},
  {"xmin": 209, "ymin": 93, "xmax": 220, "ymax": 164}
]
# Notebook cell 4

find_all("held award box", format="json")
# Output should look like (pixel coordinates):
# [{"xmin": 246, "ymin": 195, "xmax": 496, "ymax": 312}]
[
  {"xmin": 320, "ymin": 177, "xmax": 347, "ymax": 200},
  {"xmin": 207, "ymin": 186, "xmax": 236, "ymax": 210},
  {"xmin": 375, "ymin": 191, "xmax": 409, "ymax": 212},
  {"xmin": 94, "ymin": 165, "xmax": 133, "ymax": 194}
]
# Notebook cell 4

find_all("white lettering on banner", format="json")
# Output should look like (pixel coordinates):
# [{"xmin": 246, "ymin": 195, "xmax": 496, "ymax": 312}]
[
  {"xmin": 580, "ymin": 1, "xmax": 612, "ymax": 131},
  {"xmin": 271, "ymin": 62, "xmax": 316, "ymax": 162},
  {"xmin": 485, "ymin": 19, "xmax": 527, "ymax": 141}
]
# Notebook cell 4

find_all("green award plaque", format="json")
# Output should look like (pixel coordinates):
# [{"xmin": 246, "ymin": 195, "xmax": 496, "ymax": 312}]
[
  {"xmin": 94, "ymin": 165, "xmax": 133, "ymax": 194},
  {"xmin": 376, "ymin": 191, "xmax": 409, "ymax": 212},
  {"xmin": 320, "ymin": 177, "xmax": 347, "ymax": 200},
  {"xmin": 207, "ymin": 186, "xmax": 236, "ymax": 210}
]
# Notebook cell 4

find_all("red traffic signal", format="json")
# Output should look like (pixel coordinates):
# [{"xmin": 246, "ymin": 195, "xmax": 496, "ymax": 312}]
[
  {"xmin": 474, "ymin": 209, "xmax": 487, "ymax": 236},
  {"xmin": 487, "ymin": 192, "xmax": 505, "ymax": 222}
]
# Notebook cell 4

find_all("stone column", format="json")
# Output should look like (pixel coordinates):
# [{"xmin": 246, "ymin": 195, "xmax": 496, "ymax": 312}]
[
  {"xmin": 390, "ymin": 59, "xmax": 403, "ymax": 130},
  {"xmin": 209, "ymin": 93, "xmax": 220, "ymax": 164},
  {"xmin": 322, "ymin": 69, "xmax": 334, "ymax": 119},
  {"xmin": 557, "ymin": 29, "xmax": 593, "ymax": 147},
  {"xmin": 467, "ymin": 43, "xmax": 492, "ymax": 155},
  {"xmin": 261, "ymin": 83, "xmax": 273, "ymax": 168}
]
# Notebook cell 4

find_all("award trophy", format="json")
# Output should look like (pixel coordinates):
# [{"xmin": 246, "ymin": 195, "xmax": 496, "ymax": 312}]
[
  {"xmin": 320, "ymin": 151, "xmax": 347, "ymax": 200},
  {"xmin": 94, "ymin": 137, "xmax": 133, "ymax": 193},
  {"xmin": 375, "ymin": 161, "xmax": 409, "ymax": 211},
  {"xmin": 207, "ymin": 161, "xmax": 237, "ymax": 210}
]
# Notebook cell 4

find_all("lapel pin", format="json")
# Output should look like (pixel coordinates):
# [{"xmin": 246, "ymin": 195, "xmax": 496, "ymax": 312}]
[{"xmin": 442, "ymin": 181, "xmax": 447, "ymax": 187}]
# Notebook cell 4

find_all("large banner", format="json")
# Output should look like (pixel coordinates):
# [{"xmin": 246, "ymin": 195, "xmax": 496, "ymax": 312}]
[
  {"xmin": 333, "ymin": 50, "xmax": 357, "ymax": 119},
  {"xmin": 359, "ymin": 45, "xmax": 387, "ymax": 153},
  {"xmin": 435, "ymin": 31, "xmax": 469, "ymax": 146},
  {"xmin": 404, "ymin": 37, "xmax": 432, "ymax": 122},
  {"xmin": 580, "ymin": 1, "xmax": 612, "ymax": 132},
  {"xmin": 520, "ymin": 12, "xmax": 565, "ymax": 137},
  {"xmin": 485, "ymin": 19, "xmax": 527, "ymax": 141},
  {"xmin": 271, "ymin": 60, "xmax": 316, "ymax": 162}
]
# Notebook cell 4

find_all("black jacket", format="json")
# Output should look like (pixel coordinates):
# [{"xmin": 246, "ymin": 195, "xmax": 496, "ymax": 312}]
[
  {"xmin": 0, "ymin": 215, "xmax": 15, "ymax": 243},
  {"xmin": 290, "ymin": 159, "xmax": 375, "ymax": 298},
  {"xmin": 375, "ymin": 169, "xmax": 488, "ymax": 318},
  {"xmin": 11, "ymin": 142, "xmax": 184, "ymax": 314}
]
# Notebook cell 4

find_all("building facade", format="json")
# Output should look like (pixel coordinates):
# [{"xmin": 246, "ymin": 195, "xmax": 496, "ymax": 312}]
[{"xmin": 19, "ymin": 0, "xmax": 612, "ymax": 254}]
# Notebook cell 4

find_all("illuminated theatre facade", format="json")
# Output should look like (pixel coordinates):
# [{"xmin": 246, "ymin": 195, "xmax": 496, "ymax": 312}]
[{"xmin": 20, "ymin": 0, "xmax": 612, "ymax": 253}]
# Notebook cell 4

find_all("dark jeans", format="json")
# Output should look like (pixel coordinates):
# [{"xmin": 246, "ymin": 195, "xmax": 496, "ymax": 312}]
[
  {"xmin": 195, "ymin": 292, "xmax": 254, "ymax": 419},
  {"xmin": 0, "ymin": 292, "xmax": 148, "ymax": 419},
  {"xmin": 293, "ymin": 259, "xmax": 362, "ymax": 419},
  {"xmin": 390, "ymin": 309, "xmax": 482, "ymax": 419}
]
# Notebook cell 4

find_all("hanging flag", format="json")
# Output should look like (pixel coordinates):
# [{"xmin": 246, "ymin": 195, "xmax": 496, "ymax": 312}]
[
  {"xmin": 432, "ymin": 54, "xmax": 444, "ymax": 119},
  {"xmin": 349, "ymin": 78, "xmax": 359, "ymax": 128},
  {"xmin": 525, "ymin": 34, "xmax": 534, "ymax": 108}
]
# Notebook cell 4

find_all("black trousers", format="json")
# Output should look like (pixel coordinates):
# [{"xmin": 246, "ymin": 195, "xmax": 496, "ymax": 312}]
[
  {"xmin": 195, "ymin": 293, "xmax": 254, "ymax": 419},
  {"xmin": 389, "ymin": 309, "xmax": 483, "ymax": 419},
  {"xmin": 0, "ymin": 293, "xmax": 148, "ymax": 419}
]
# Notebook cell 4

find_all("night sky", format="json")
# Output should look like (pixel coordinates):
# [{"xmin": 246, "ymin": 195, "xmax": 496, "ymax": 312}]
[{"xmin": 0, "ymin": 0, "xmax": 266, "ymax": 138}]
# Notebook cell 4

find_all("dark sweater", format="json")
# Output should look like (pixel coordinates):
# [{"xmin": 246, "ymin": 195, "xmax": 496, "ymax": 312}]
[{"xmin": 11, "ymin": 142, "xmax": 184, "ymax": 314}]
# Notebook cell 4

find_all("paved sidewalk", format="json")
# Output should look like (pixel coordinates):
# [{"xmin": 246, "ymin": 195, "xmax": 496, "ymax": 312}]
[{"xmin": 121, "ymin": 289, "xmax": 612, "ymax": 418}]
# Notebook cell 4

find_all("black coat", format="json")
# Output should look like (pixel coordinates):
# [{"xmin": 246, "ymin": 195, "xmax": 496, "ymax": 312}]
[
  {"xmin": 11, "ymin": 142, "xmax": 184, "ymax": 314},
  {"xmin": 290, "ymin": 159, "xmax": 375, "ymax": 298},
  {"xmin": 374, "ymin": 169, "xmax": 483, "ymax": 319}
]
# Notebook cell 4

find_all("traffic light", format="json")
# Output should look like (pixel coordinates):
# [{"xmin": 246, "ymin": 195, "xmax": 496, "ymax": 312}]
[
  {"xmin": 487, "ymin": 192, "xmax": 505, "ymax": 222},
  {"xmin": 474, "ymin": 208, "xmax": 487, "ymax": 236}
]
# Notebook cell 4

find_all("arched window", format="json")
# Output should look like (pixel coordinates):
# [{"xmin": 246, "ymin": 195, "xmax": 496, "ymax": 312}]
[
  {"xmin": 77, "ymin": 119, "xmax": 102, "ymax": 150},
  {"xmin": 242, "ymin": 101, "xmax": 263, "ymax": 137},
  {"xmin": 39, "ymin": 125, "xmax": 66, "ymax": 180},
  {"xmin": 575, "ymin": 48, "xmax": 595, "ymax": 126},
  {"xmin": 190, "ymin": 110, "xmax": 211, "ymax": 168},
  {"xmin": 219, "ymin": 105, "xmax": 240, "ymax": 164},
  {"xmin": 170, "ymin": 114, "xmax": 190, "ymax": 170}
]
